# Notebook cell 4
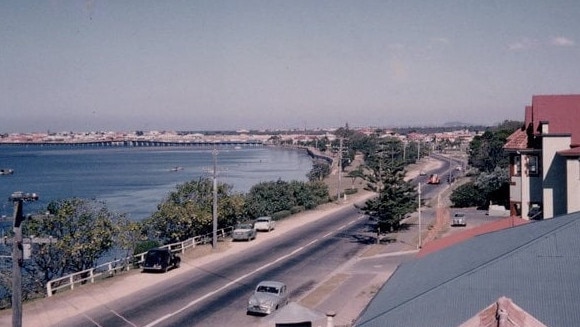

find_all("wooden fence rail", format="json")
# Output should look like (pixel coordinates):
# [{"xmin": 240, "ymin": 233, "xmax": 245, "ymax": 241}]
[{"xmin": 46, "ymin": 227, "xmax": 233, "ymax": 297}]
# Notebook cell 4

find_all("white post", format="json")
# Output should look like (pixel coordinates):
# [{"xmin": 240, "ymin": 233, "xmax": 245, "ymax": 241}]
[{"xmin": 326, "ymin": 311, "xmax": 336, "ymax": 327}]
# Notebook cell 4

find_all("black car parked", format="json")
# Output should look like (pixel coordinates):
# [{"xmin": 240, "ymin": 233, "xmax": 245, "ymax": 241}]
[{"xmin": 142, "ymin": 248, "xmax": 181, "ymax": 273}]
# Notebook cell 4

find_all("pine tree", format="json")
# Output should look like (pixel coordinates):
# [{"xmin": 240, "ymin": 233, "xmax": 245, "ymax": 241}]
[{"xmin": 363, "ymin": 167, "xmax": 417, "ymax": 233}]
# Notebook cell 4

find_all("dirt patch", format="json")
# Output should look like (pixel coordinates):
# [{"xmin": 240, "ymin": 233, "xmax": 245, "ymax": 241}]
[{"xmin": 181, "ymin": 240, "xmax": 232, "ymax": 260}]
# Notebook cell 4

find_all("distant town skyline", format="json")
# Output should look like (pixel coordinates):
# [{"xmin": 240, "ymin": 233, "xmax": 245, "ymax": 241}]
[{"xmin": 2, "ymin": 1, "xmax": 580, "ymax": 133}]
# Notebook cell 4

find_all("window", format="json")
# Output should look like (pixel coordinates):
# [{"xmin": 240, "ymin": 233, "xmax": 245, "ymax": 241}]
[
  {"xmin": 513, "ymin": 156, "xmax": 521, "ymax": 176},
  {"xmin": 527, "ymin": 155, "xmax": 539, "ymax": 175}
]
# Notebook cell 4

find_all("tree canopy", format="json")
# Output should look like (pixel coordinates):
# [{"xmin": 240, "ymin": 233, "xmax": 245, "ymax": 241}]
[
  {"xmin": 22, "ymin": 198, "xmax": 125, "ymax": 295},
  {"xmin": 362, "ymin": 166, "xmax": 417, "ymax": 233},
  {"xmin": 142, "ymin": 177, "xmax": 243, "ymax": 243},
  {"xmin": 244, "ymin": 179, "xmax": 329, "ymax": 218},
  {"xmin": 452, "ymin": 120, "xmax": 521, "ymax": 208}
]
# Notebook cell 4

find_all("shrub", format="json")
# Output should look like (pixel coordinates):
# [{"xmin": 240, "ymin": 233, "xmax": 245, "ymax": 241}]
[
  {"xmin": 290, "ymin": 206, "xmax": 305, "ymax": 214},
  {"xmin": 133, "ymin": 240, "xmax": 161, "ymax": 255},
  {"xmin": 344, "ymin": 188, "xmax": 358, "ymax": 195},
  {"xmin": 450, "ymin": 182, "xmax": 487, "ymax": 208},
  {"xmin": 272, "ymin": 210, "xmax": 292, "ymax": 220}
]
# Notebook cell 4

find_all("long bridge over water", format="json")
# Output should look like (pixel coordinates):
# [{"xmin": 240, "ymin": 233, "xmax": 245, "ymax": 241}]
[{"xmin": 0, "ymin": 140, "xmax": 264, "ymax": 148}]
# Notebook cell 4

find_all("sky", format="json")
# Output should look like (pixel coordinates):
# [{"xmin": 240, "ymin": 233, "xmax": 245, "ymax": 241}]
[{"xmin": 1, "ymin": 1, "xmax": 580, "ymax": 133}]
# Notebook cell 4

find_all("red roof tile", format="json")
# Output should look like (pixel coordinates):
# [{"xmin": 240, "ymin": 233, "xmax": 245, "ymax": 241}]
[
  {"xmin": 530, "ymin": 95, "xmax": 580, "ymax": 145},
  {"xmin": 503, "ymin": 128, "xmax": 528, "ymax": 150}
]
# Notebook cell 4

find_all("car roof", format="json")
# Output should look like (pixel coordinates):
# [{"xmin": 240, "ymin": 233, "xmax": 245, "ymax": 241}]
[
  {"xmin": 148, "ymin": 248, "xmax": 170, "ymax": 252},
  {"xmin": 256, "ymin": 216, "xmax": 271, "ymax": 220},
  {"xmin": 257, "ymin": 280, "xmax": 285, "ymax": 288}
]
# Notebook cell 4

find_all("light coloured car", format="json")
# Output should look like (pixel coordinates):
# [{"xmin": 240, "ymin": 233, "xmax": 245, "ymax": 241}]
[
  {"xmin": 451, "ymin": 212, "xmax": 466, "ymax": 227},
  {"xmin": 247, "ymin": 281, "xmax": 289, "ymax": 315},
  {"xmin": 254, "ymin": 216, "xmax": 275, "ymax": 232},
  {"xmin": 232, "ymin": 222, "xmax": 257, "ymax": 241}
]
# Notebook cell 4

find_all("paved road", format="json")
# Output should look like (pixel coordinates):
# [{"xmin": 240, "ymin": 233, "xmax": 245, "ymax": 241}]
[{"xmin": 1, "ymin": 155, "xmax": 463, "ymax": 327}]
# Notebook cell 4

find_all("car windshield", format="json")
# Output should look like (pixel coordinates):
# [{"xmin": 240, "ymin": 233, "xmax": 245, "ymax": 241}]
[
  {"xmin": 256, "ymin": 218, "xmax": 269, "ymax": 222},
  {"xmin": 257, "ymin": 285, "xmax": 279, "ymax": 294},
  {"xmin": 236, "ymin": 223, "xmax": 253, "ymax": 229}
]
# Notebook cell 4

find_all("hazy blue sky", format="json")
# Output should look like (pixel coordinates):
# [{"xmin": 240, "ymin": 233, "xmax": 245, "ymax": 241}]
[{"xmin": 2, "ymin": 1, "xmax": 580, "ymax": 133}]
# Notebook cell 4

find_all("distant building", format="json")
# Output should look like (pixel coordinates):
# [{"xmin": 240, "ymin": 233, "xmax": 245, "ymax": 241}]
[{"xmin": 504, "ymin": 94, "xmax": 580, "ymax": 219}]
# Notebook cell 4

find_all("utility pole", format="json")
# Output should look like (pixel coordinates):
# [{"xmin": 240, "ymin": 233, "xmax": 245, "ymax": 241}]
[
  {"xmin": 211, "ymin": 148, "xmax": 218, "ymax": 249},
  {"xmin": 9, "ymin": 191, "xmax": 38, "ymax": 327},
  {"xmin": 377, "ymin": 143, "xmax": 385, "ymax": 193},
  {"xmin": 418, "ymin": 141, "xmax": 421, "ymax": 160},
  {"xmin": 337, "ymin": 138, "xmax": 343, "ymax": 202},
  {"xmin": 417, "ymin": 183, "xmax": 422, "ymax": 249}
]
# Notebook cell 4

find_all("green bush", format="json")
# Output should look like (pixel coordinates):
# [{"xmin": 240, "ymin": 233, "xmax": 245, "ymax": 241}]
[
  {"xmin": 272, "ymin": 210, "xmax": 292, "ymax": 220},
  {"xmin": 133, "ymin": 240, "xmax": 161, "ymax": 255},
  {"xmin": 450, "ymin": 182, "xmax": 487, "ymax": 208},
  {"xmin": 290, "ymin": 206, "xmax": 305, "ymax": 214},
  {"xmin": 344, "ymin": 188, "xmax": 358, "ymax": 195}
]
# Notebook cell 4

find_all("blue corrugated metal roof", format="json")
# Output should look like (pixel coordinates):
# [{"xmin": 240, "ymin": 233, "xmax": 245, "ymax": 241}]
[{"xmin": 356, "ymin": 212, "xmax": 580, "ymax": 327}]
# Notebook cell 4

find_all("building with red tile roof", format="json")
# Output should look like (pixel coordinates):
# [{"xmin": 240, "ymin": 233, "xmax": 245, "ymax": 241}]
[{"xmin": 504, "ymin": 94, "xmax": 580, "ymax": 219}]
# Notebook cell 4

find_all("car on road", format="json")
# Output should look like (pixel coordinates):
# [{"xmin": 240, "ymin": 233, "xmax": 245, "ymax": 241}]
[
  {"xmin": 451, "ymin": 212, "xmax": 466, "ymax": 227},
  {"xmin": 142, "ymin": 248, "xmax": 181, "ymax": 273},
  {"xmin": 232, "ymin": 222, "xmax": 257, "ymax": 241},
  {"xmin": 427, "ymin": 174, "xmax": 441, "ymax": 184},
  {"xmin": 247, "ymin": 280, "xmax": 289, "ymax": 315},
  {"xmin": 254, "ymin": 216, "xmax": 275, "ymax": 232}
]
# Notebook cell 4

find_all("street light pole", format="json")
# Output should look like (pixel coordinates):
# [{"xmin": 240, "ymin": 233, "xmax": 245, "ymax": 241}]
[{"xmin": 9, "ymin": 191, "xmax": 38, "ymax": 327}]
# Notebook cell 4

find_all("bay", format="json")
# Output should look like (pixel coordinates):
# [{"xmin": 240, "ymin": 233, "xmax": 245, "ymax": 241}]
[{"xmin": 0, "ymin": 145, "xmax": 313, "ymax": 222}]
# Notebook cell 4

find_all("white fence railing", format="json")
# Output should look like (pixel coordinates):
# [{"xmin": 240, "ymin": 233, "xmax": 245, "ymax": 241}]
[{"xmin": 46, "ymin": 227, "xmax": 233, "ymax": 297}]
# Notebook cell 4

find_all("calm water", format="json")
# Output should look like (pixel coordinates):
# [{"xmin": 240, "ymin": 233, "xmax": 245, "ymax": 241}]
[{"xmin": 0, "ymin": 145, "xmax": 312, "ymax": 221}]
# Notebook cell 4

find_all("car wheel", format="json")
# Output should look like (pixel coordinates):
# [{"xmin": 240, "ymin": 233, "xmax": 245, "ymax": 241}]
[{"xmin": 175, "ymin": 261, "xmax": 180, "ymax": 269}]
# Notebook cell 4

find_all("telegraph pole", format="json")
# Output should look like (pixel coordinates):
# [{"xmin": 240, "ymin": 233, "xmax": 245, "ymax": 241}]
[
  {"xmin": 9, "ymin": 191, "xmax": 38, "ymax": 327},
  {"xmin": 417, "ymin": 183, "xmax": 422, "ymax": 249},
  {"xmin": 418, "ymin": 141, "xmax": 421, "ymax": 160},
  {"xmin": 212, "ymin": 148, "xmax": 218, "ymax": 249},
  {"xmin": 337, "ymin": 138, "xmax": 343, "ymax": 202}
]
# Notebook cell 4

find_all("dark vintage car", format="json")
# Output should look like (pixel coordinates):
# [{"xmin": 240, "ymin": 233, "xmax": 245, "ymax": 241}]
[{"xmin": 142, "ymin": 248, "xmax": 181, "ymax": 273}]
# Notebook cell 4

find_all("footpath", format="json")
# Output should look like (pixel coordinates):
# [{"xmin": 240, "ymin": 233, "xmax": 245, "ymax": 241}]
[
  {"xmin": 292, "ymin": 156, "xmax": 445, "ymax": 326},
  {"xmin": 0, "ymin": 156, "xmax": 446, "ymax": 327}
]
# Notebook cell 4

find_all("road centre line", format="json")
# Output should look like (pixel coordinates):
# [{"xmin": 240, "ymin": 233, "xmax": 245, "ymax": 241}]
[
  {"xmin": 111, "ymin": 310, "xmax": 138, "ymax": 327},
  {"xmin": 145, "ymin": 214, "xmax": 365, "ymax": 326},
  {"xmin": 145, "ymin": 242, "xmax": 312, "ymax": 326}
]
